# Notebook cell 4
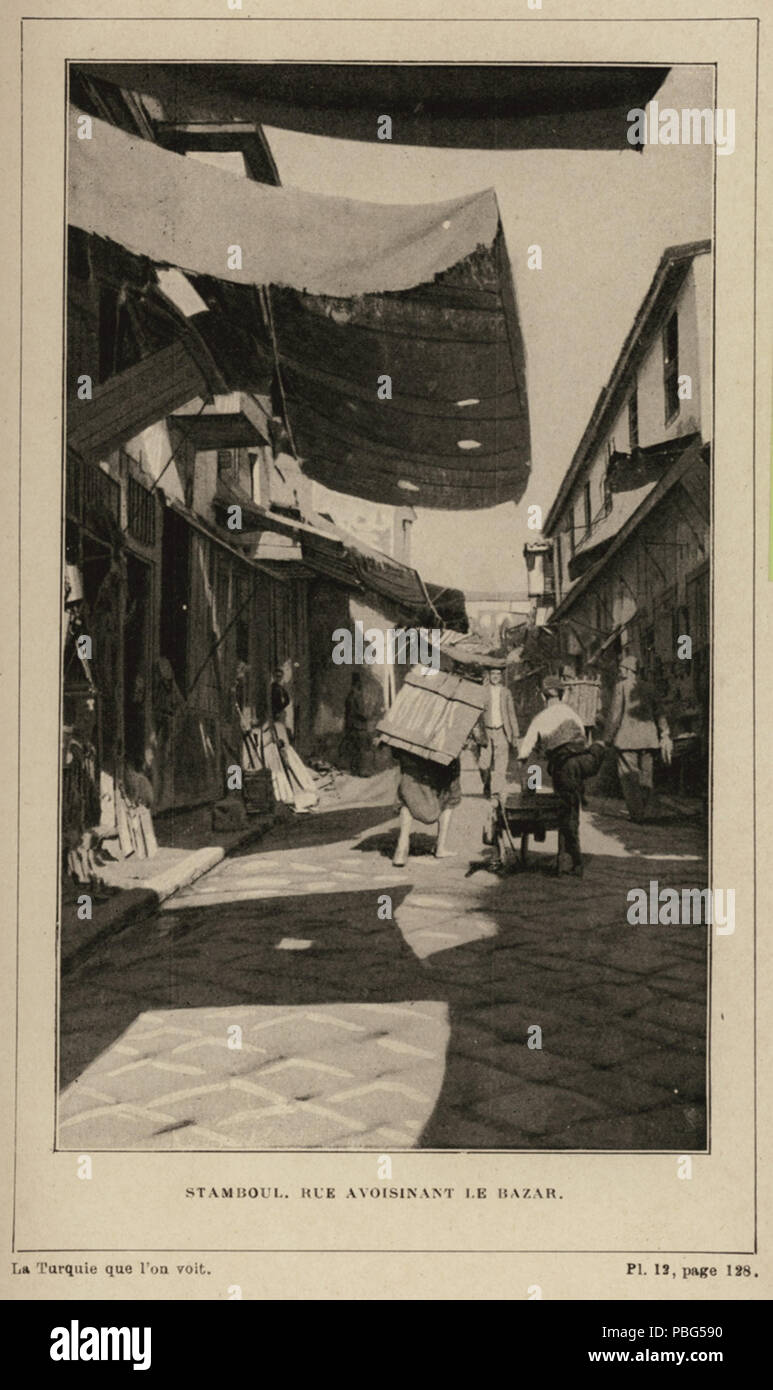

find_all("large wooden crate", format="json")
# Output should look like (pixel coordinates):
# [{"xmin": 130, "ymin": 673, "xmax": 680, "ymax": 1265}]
[
  {"xmin": 376, "ymin": 667, "xmax": 486, "ymax": 766},
  {"xmin": 561, "ymin": 678, "xmax": 601, "ymax": 726}
]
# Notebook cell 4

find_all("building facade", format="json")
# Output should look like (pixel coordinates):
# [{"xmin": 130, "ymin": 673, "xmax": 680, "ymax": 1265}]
[{"xmin": 534, "ymin": 241, "xmax": 712, "ymax": 794}]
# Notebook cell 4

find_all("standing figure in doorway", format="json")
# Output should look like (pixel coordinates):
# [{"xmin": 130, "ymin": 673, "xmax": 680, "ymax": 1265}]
[
  {"xmin": 341, "ymin": 672, "xmax": 370, "ymax": 777},
  {"xmin": 270, "ymin": 666, "xmax": 291, "ymax": 744}
]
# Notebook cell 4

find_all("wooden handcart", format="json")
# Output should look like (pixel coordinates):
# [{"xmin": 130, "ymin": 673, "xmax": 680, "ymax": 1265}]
[{"xmin": 492, "ymin": 790, "xmax": 566, "ymax": 873}]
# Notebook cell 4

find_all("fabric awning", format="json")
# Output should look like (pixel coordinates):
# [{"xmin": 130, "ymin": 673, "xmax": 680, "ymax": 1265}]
[
  {"xmin": 68, "ymin": 110, "xmax": 530, "ymax": 509},
  {"xmin": 70, "ymin": 109, "xmax": 501, "ymax": 298},
  {"xmin": 73, "ymin": 64, "xmax": 670, "ymax": 151},
  {"xmin": 436, "ymin": 630, "xmax": 508, "ymax": 668},
  {"xmin": 215, "ymin": 489, "xmax": 466, "ymax": 623}
]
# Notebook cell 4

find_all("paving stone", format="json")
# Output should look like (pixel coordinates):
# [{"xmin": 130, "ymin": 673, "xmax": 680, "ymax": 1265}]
[
  {"xmin": 569, "ymin": 980, "xmax": 659, "ymax": 1015},
  {"xmin": 618, "ymin": 1049, "xmax": 707, "ymax": 1102},
  {"xmin": 633, "ymin": 997, "xmax": 708, "ymax": 1038},
  {"xmin": 539, "ymin": 1024, "xmax": 653, "ymax": 1069},
  {"xmin": 420, "ymin": 1107, "xmax": 523, "ymax": 1149},
  {"xmin": 222, "ymin": 1102, "xmax": 369, "ymax": 1148},
  {"xmin": 474, "ymin": 1083, "xmax": 608, "ymax": 1138},
  {"xmin": 563, "ymin": 1064, "xmax": 675, "ymax": 1113},
  {"xmin": 320, "ymin": 1080, "xmax": 440, "ymax": 1131},
  {"xmin": 58, "ymin": 1105, "xmax": 170, "ymax": 1148},
  {"xmin": 545, "ymin": 1102, "xmax": 707, "ymax": 1151}
]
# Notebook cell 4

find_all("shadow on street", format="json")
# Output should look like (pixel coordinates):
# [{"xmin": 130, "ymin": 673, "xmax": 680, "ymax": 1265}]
[{"xmin": 60, "ymin": 841, "xmax": 708, "ymax": 1149}]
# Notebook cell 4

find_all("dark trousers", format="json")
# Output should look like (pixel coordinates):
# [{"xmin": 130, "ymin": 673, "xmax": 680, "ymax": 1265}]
[
  {"xmin": 615, "ymin": 748, "xmax": 655, "ymax": 821},
  {"xmin": 549, "ymin": 741, "xmax": 606, "ymax": 865}
]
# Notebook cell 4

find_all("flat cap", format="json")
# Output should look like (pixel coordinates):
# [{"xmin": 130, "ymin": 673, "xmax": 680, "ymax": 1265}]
[{"xmin": 541, "ymin": 674, "xmax": 564, "ymax": 696}]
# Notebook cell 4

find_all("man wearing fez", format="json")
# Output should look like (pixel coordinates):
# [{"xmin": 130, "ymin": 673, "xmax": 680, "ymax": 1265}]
[{"xmin": 518, "ymin": 674, "xmax": 606, "ymax": 877}]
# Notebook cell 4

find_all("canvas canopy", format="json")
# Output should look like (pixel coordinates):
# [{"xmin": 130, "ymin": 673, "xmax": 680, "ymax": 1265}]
[
  {"xmin": 68, "ymin": 110, "xmax": 530, "ymax": 510},
  {"xmin": 73, "ymin": 63, "xmax": 670, "ymax": 151},
  {"xmin": 217, "ymin": 486, "xmax": 467, "ymax": 624}
]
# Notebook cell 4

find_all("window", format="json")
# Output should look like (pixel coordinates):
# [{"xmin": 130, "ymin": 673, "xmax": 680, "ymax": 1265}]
[
  {"xmin": 235, "ymin": 572, "xmax": 250, "ymax": 665},
  {"xmin": 663, "ymin": 311, "xmax": 680, "ymax": 422},
  {"xmin": 66, "ymin": 452, "xmax": 82, "ymax": 521},
  {"xmin": 217, "ymin": 449, "xmax": 235, "ymax": 479},
  {"xmin": 673, "ymin": 602, "xmax": 690, "ymax": 653},
  {"xmin": 83, "ymin": 458, "xmax": 120, "ymax": 524},
  {"xmin": 127, "ymin": 473, "xmax": 156, "ymax": 547},
  {"xmin": 554, "ymin": 534, "xmax": 562, "ymax": 598},
  {"xmin": 640, "ymin": 623, "xmax": 657, "ymax": 682},
  {"xmin": 401, "ymin": 516, "xmax": 412, "ymax": 561},
  {"xmin": 628, "ymin": 382, "xmax": 639, "ymax": 448},
  {"xmin": 687, "ymin": 563, "xmax": 710, "ymax": 649},
  {"xmin": 655, "ymin": 585, "xmax": 677, "ymax": 664},
  {"xmin": 98, "ymin": 285, "xmax": 134, "ymax": 383},
  {"xmin": 583, "ymin": 480, "xmax": 592, "ymax": 537},
  {"xmin": 215, "ymin": 560, "xmax": 230, "ymax": 634}
]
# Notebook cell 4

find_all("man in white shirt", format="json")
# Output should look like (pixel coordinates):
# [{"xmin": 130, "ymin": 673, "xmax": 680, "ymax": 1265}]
[{"xmin": 519, "ymin": 674, "xmax": 606, "ymax": 876}]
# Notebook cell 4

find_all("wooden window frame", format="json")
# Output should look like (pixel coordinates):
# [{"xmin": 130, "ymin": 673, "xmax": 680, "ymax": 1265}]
[
  {"xmin": 628, "ymin": 380, "xmax": 639, "ymax": 449},
  {"xmin": 663, "ymin": 311, "xmax": 680, "ymax": 424}
]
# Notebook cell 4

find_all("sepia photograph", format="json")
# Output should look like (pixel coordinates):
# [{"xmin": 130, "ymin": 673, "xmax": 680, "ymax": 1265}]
[
  {"xmin": 58, "ymin": 58, "xmax": 715, "ymax": 1157},
  {"xmin": 4, "ymin": 0, "xmax": 771, "ymax": 1316}
]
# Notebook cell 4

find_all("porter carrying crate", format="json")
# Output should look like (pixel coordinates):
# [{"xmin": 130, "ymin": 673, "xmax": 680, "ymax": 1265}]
[
  {"xmin": 376, "ymin": 667, "xmax": 486, "ymax": 766},
  {"xmin": 561, "ymin": 678, "xmax": 601, "ymax": 727}
]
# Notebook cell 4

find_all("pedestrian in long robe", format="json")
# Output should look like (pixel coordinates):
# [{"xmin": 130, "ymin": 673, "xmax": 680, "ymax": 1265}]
[{"xmin": 340, "ymin": 672, "xmax": 370, "ymax": 776}]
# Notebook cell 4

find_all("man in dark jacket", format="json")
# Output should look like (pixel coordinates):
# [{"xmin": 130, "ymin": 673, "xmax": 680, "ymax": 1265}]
[
  {"xmin": 270, "ymin": 667, "xmax": 290, "ymax": 719},
  {"xmin": 477, "ymin": 666, "xmax": 520, "ymax": 798},
  {"xmin": 270, "ymin": 665, "xmax": 295, "ymax": 747},
  {"xmin": 603, "ymin": 647, "xmax": 672, "ymax": 821}
]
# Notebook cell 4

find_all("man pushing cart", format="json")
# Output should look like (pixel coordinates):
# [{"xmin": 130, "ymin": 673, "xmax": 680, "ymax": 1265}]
[{"xmin": 506, "ymin": 673, "xmax": 607, "ymax": 877}]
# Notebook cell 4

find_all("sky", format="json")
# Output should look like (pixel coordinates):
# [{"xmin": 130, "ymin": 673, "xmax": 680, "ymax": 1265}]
[{"xmin": 262, "ymin": 66, "xmax": 713, "ymax": 594}]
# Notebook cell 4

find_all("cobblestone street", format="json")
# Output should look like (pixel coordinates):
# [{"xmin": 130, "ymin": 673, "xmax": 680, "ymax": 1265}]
[{"xmin": 59, "ymin": 788, "xmax": 708, "ymax": 1152}]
